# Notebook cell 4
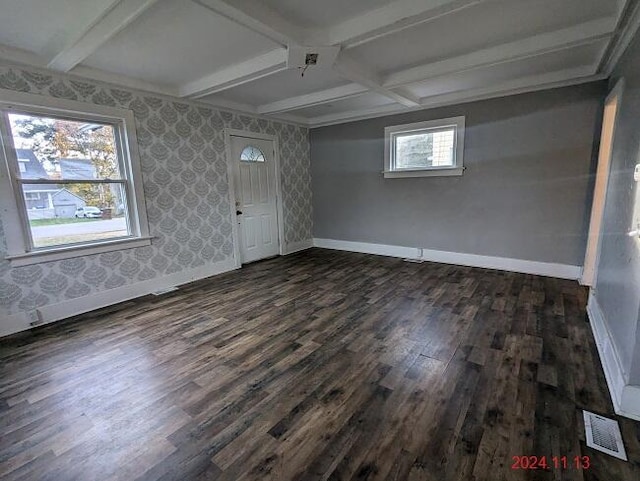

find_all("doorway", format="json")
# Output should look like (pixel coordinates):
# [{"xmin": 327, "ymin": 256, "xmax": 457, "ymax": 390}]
[
  {"xmin": 582, "ymin": 80, "xmax": 623, "ymax": 286},
  {"xmin": 226, "ymin": 131, "xmax": 283, "ymax": 265}
]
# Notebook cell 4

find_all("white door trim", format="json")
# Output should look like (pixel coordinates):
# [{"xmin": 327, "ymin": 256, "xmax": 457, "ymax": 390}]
[
  {"xmin": 224, "ymin": 129, "xmax": 285, "ymax": 266},
  {"xmin": 581, "ymin": 78, "xmax": 624, "ymax": 285}
]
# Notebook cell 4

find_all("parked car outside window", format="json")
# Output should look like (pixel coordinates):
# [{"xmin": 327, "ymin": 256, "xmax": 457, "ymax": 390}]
[{"xmin": 75, "ymin": 206, "xmax": 103, "ymax": 218}]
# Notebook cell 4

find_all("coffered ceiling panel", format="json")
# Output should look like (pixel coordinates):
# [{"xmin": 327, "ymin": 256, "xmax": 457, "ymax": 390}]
[
  {"xmin": 83, "ymin": 0, "xmax": 280, "ymax": 86},
  {"xmin": 348, "ymin": 0, "xmax": 618, "ymax": 75},
  {"xmin": 0, "ymin": 0, "xmax": 114, "ymax": 58},
  {"xmin": 405, "ymin": 41, "xmax": 607, "ymax": 99},
  {"xmin": 0, "ymin": 0, "xmax": 634, "ymax": 126},
  {"xmin": 258, "ymin": 0, "xmax": 391, "ymax": 29}
]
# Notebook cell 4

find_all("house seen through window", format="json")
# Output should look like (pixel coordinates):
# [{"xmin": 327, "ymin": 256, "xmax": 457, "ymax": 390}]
[
  {"xmin": 6, "ymin": 113, "xmax": 130, "ymax": 249},
  {"xmin": 384, "ymin": 116, "xmax": 465, "ymax": 178}
]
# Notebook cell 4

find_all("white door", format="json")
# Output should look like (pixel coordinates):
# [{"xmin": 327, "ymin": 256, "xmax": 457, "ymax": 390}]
[
  {"xmin": 582, "ymin": 81, "xmax": 622, "ymax": 286},
  {"xmin": 230, "ymin": 135, "xmax": 279, "ymax": 264}
]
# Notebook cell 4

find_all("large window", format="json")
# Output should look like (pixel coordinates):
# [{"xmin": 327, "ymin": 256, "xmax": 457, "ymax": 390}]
[
  {"xmin": 384, "ymin": 116, "xmax": 465, "ymax": 178},
  {"xmin": 0, "ymin": 91, "xmax": 150, "ymax": 266}
]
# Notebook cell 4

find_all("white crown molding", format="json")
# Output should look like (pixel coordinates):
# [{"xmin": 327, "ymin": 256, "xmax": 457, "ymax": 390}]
[
  {"xmin": 416, "ymin": 66, "xmax": 602, "ymax": 108},
  {"xmin": 313, "ymin": 238, "xmax": 582, "ymax": 279},
  {"xmin": 600, "ymin": 0, "xmax": 640, "ymax": 75},
  {"xmin": 0, "ymin": 44, "xmax": 48, "ymax": 68},
  {"xmin": 71, "ymin": 64, "xmax": 180, "ymax": 96},
  {"xmin": 587, "ymin": 292, "xmax": 640, "ymax": 421},
  {"xmin": 308, "ymin": 68, "xmax": 604, "ymax": 128},
  {"xmin": 0, "ymin": 258, "xmax": 238, "ymax": 338},
  {"xmin": 0, "ymin": 44, "xmax": 180, "ymax": 97},
  {"xmin": 193, "ymin": 96, "xmax": 257, "ymax": 114},
  {"xmin": 48, "ymin": 0, "xmax": 161, "ymax": 72}
]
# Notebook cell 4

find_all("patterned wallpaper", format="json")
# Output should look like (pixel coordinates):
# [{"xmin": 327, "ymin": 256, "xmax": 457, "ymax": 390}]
[{"xmin": 0, "ymin": 66, "xmax": 312, "ymax": 317}]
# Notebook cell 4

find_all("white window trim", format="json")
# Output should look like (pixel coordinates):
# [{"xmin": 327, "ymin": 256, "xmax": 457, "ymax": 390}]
[
  {"xmin": 383, "ymin": 116, "xmax": 465, "ymax": 178},
  {"xmin": 0, "ymin": 89, "xmax": 151, "ymax": 266}
]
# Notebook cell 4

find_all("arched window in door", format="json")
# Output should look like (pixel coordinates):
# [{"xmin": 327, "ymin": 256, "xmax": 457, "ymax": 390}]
[{"xmin": 240, "ymin": 145, "xmax": 265, "ymax": 162}]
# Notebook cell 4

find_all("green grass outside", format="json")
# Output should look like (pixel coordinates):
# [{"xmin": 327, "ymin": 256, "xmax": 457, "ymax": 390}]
[
  {"xmin": 29, "ymin": 217, "xmax": 101, "ymax": 227},
  {"xmin": 33, "ymin": 230, "xmax": 129, "ymax": 248}
]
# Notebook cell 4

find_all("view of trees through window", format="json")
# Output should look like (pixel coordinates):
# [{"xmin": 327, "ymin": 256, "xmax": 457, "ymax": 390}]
[{"xmin": 7, "ymin": 113, "xmax": 130, "ymax": 248}]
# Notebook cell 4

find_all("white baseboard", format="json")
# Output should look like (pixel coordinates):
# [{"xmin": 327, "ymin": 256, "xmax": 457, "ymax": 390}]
[
  {"xmin": 420, "ymin": 247, "xmax": 582, "ymax": 280},
  {"xmin": 313, "ymin": 238, "xmax": 421, "ymax": 259},
  {"xmin": 0, "ymin": 258, "xmax": 238, "ymax": 338},
  {"xmin": 312, "ymin": 238, "xmax": 581, "ymax": 280},
  {"xmin": 587, "ymin": 292, "xmax": 640, "ymax": 421},
  {"xmin": 283, "ymin": 239, "xmax": 313, "ymax": 255}
]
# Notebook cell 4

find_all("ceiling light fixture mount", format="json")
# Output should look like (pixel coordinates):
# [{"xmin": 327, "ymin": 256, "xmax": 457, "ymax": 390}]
[{"xmin": 287, "ymin": 45, "xmax": 340, "ymax": 77}]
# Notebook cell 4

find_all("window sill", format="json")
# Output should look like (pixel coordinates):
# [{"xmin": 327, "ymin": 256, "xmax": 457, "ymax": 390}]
[
  {"xmin": 383, "ymin": 167, "xmax": 464, "ymax": 178},
  {"xmin": 6, "ymin": 236, "xmax": 154, "ymax": 267}
]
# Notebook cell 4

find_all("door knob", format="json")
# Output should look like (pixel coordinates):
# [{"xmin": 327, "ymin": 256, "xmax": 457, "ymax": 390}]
[{"xmin": 236, "ymin": 210, "xmax": 243, "ymax": 215}]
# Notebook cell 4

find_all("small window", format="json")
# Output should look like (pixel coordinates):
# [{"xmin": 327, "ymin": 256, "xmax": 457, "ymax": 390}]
[
  {"xmin": 240, "ymin": 145, "xmax": 265, "ymax": 162},
  {"xmin": 384, "ymin": 116, "xmax": 465, "ymax": 178},
  {"xmin": 0, "ymin": 91, "xmax": 151, "ymax": 266}
]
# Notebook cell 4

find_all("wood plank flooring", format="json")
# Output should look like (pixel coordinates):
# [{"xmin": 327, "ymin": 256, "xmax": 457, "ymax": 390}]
[{"xmin": 1, "ymin": 248, "xmax": 639, "ymax": 480}]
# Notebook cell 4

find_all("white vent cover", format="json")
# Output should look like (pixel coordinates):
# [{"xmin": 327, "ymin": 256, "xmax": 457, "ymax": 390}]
[{"xmin": 583, "ymin": 410, "xmax": 627, "ymax": 461}]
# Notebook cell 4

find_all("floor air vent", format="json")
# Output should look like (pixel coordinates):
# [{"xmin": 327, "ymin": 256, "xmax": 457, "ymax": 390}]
[
  {"xmin": 583, "ymin": 410, "xmax": 627, "ymax": 461},
  {"xmin": 403, "ymin": 258, "xmax": 424, "ymax": 263}
]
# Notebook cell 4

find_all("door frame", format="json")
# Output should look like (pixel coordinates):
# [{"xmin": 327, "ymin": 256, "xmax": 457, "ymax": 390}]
[
  {"xmin": 581, "ymin": 78, "xmax": 624, "ymax": 286},
  {"xmin": 224, "ymin": 129, "xmax": 285, "ymax": 267}
]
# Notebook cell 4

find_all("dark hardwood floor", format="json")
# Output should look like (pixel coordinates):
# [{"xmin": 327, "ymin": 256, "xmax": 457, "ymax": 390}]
[{"xmin": 1, "ymin": 248, "xmax": 639, "ymax": 481}]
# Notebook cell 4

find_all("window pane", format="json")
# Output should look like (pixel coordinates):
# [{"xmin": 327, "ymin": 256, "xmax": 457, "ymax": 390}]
[
  {"xmin": 395, "ymin": 128, "xmax": 455, "ymax": 169},
  {"xmin": 8, "ymin": 113, "xmax": 122, "ymax": 180},
  {"xmin": 22, "ymin": 183, "xmax": 130, "ymax": 248},
  {"xmin": 240, "ymin": 145, "xmax": 265, "ymax": 162}
]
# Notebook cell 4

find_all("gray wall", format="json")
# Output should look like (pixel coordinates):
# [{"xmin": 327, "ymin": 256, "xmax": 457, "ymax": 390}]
[
  {"xmin": 311, "ymin": 83, "xmax": 605, "ymax": 266},
  {"xmin": 594, "ymin": 30, "xmax": 640, "ymax": 384},
  {"xmin": 0, "ymin": 64, "xmax": 312, "ymax": 324}
]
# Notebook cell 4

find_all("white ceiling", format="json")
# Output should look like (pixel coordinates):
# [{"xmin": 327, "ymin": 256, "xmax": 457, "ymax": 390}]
[
  {"xmin": 0, "ymin": 0, "xmax": 637, "ymax": 127},
  {"xmin": 82, "ymin": 0, "xmax": 279, "ymax": 87}
]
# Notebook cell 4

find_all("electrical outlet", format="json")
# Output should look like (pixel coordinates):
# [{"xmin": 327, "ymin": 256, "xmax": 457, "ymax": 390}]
[
  {"xmin": 305, "ymin": 53, "xmax": 318, "ymax": 65},
  {"xmin": 634, "ymin": 164, "xmax": 640, "ymax": 182}
]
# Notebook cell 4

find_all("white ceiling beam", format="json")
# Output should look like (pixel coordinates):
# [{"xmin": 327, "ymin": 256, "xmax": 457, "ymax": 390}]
[
  {"xmin": 257, "ymin": 84, "xmax": 367, "ymax": 114},
  {"xmin": 193, "ymin": 0, "xmax": 306, "ymax": 46},
  {"xmin": 179, "ymin": 49, "xmax": 288, "ymax": 98},
  {"xmin": 309, "ymin": 103, "xmax": 409, "ymax": 128},
  {"xmin": 384, "ymin": 17, "xmax": 616, "ymax": 88},
  {"xmin": 417, "ymin": 65, "xmax": 601, "ymax": 109},
  {"xmin": 309, "ymin": 66, "xmax": 603, "ymax": 128},
  {"xmin": 314, "ymin": 0, "xmax": 482, "ymax": 48},
  {"xmin": 47, "ymin": 0, "xmax": 161, "ymax": 72},
  {"xmin": 335, "ymin": 54, "xmax": 420, "ymax": 107}
]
